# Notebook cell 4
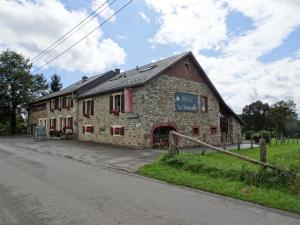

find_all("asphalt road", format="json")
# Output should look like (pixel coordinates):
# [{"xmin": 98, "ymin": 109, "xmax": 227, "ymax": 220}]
[{"xmin": 0, "ymin": 141, "xmax": 299, "ymax": 225}]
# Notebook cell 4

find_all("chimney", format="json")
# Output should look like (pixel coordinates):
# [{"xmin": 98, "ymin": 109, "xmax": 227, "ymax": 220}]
[
  {"xmin": 82, "ymin": 75, "xmax": 88, "ymax": 81},
  {"xmin": 114, "ymin": 68, "xmax": 120, "ymax": 74}
]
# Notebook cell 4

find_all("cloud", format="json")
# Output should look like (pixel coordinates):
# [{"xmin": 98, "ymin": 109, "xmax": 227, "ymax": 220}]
[
  {"xmin": 139, "ymin": 12, "xmax": 151, "ymax": 23},
  {"xmin": 146, "ymin": 0, "xmax": 229, "ymax": 51},
  {"xmin": 146, "ymin": 0, "xmax": 300, "ymax": 113},
  {"xmin": 91, "ymin": 0, "xmax": 116, "ymax": 22},
  {"xmin": 0, "ymin": 0, "xmax": 125, "ymax": 73}
]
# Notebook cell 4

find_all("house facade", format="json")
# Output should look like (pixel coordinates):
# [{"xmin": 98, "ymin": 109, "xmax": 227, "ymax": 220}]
[
  {"xmin": 29, "ymin": 52, "xmax": 243, "ymax": 148},
  {"xmin": 76, "ymin": 52, "xmax": 243, "ymax": 148},
  {"xmin": 28, "ymin": 71, "xmax": 117, "ymax": 136}
]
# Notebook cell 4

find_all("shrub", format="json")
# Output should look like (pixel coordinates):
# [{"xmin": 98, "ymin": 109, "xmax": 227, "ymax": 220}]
[
  {"xmin": 244, "ymin": 130, "xmax": 255, "ymax": 140},
  {"xmin": 257, "ymin": 130, "xmax": 270, "ymax": 143}
]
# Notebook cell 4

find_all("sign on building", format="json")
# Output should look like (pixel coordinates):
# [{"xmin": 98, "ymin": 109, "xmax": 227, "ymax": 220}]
[
  {"xmin": 175, "ymin": 92, "xmax": 198, "ymax": 112},
  {"xmin": 35, "ymin": 126, "xmax": 47, "ymax": 141}
]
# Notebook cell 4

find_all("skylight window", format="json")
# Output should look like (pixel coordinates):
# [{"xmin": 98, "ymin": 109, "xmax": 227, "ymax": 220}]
[{"xmin": 139, "ymin": 65, "xmax": 157, "ymax": 72}]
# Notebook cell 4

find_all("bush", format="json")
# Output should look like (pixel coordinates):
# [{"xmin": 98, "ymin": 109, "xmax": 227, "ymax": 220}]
[
  {"xmin": 244, "ymin": 130, "xmax": 255, "ymax": 140},
  {"xmin": 253, "ymin": 130, "xmax": 271, "ymax": 143}
]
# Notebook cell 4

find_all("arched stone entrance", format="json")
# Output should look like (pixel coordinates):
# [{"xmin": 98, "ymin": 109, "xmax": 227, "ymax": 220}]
[{"xmin": 151, "ymin": 122, "xmax": 178, "ymax": 149}]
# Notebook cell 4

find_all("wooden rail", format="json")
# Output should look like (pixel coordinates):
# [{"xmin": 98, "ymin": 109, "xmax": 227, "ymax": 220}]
[{"xmin": 169, "ymin": 131, "xmax": 293, "ymax": 175}]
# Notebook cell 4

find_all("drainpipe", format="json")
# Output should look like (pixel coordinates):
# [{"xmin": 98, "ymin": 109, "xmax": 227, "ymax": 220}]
[{"xmin": 75, "ymin": 92, "xmax": 79, "ymax": 141}]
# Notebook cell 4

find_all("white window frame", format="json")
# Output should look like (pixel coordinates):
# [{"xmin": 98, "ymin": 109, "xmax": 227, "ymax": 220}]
[
  {"xmin": 84, "ymin": 124, "xmax": 93, "ymax": 134},
  {"xmin": 50, "ymin": 99, "xmax": 55, "ymax": 110},
  {"xmin": 43, "ymin": 118, "xmax": 47, "ymax": 127},
  {"xmin": 66, "ymin": 96, "xmax": 72, "ymax": 108},
  {"xmin": 50, "ymin": 117, "xmax": 56, "ymax": 129},
  {"xmin": 112, "ymin": 125, "xmax": 122, "ymax": 136},
  {"xmin": 111, "ymin": 92, "xmax": 123, "ymax": 112},
  {"xmin": 84, "ymin": 98, "xmax": 92, "ymax": 115},
  {"xmin": 38, "ymin": 118, "xmax": 43, "ymax": 126},
  {"xmin": 66, "ymin": 116, "xmax": 72, "ymax": 127}
]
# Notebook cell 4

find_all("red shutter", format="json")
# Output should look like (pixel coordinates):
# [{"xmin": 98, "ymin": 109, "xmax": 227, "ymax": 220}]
[
  {"xmin": 121, "ymin": 94, "xmax": 125, "ymax": 113},
  {"xmin": 110, "ymin": 127, "xmax": 114, "ymax": 135},
  {"xmin": 82, "ymin": 126, "xmax": 85, "ymax": 133},
  {"xmin": 120, "ymin": 127, "xmax": 124, "ymax": 135},
  {"xmin": 109, "ymin": 96, "xmax": 113, "ymax": 113},
  {"xmin": 49, "ymin": 119, "xmax": 51, "ymax": 129},
  {"xmin": 83, "ymin": 101, "xmax": 85, "ymax": 115},
  {"xmin": 91, "ymin": 100, "xmax": 94, "ymax": 115}
]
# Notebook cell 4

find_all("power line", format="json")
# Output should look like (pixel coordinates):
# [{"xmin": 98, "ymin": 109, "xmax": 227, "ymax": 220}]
[
  {"xmin": 32, "ymin": 0, "xmax": 134, "ymax": 73},
  {"xmin": 29, "ymin": 0, "xmax": 111, "ymax": 63}
]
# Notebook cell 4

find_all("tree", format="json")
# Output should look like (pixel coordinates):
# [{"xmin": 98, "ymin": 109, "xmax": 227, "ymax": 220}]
[
  {"xmin": 0, "ymin": 49, "xmax": 48, "ymax": 134},
  {"xmin": 270, "ymin": 100, "xmax": 298, "ymax": 137},
  {"xmin": 240, "ymin": 101, "xmax": 271, "ymax": 132},
  {"xmin": 49, "ymin": 73, "xmax": 62, "ymax": 93}
]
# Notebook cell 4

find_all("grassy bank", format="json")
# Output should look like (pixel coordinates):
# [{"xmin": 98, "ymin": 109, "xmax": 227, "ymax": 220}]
[{"xmin": 138, "ymin": 143, "xmax": 300, "ymax": 214}]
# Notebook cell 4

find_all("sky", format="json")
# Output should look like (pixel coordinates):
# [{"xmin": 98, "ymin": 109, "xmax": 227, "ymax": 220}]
[{"xmin": 1, "ymin": 0, "xmax": 300, "ymax": 114}]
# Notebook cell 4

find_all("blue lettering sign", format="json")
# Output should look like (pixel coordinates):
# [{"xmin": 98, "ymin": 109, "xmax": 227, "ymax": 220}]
[{"xmin": 175, "ymin": 92, "xmax": 198, "ymax": 112}]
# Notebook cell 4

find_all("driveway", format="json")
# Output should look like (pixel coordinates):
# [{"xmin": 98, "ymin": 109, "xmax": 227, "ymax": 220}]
[
  {"xmin": 0, "ymin": 135, "xmax": 162, "ymax": 172},
  {"xmin": 0, "ymin": 136, "xmax": 299, "ymax": 225}
]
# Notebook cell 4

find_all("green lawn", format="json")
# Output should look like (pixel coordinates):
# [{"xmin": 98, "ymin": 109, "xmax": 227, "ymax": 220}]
[{"xmin": 138, "ymin": 141, "xmax": 300, "ymax": 214}]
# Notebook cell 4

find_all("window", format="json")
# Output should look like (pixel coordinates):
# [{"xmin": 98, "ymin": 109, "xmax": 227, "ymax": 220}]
[
  {"xmin": 38, "ymin": 118, "xmax": 43, "ymax": 126},
  {"xmin": 43, "ymin": 118, "xmax": 47, "ymax": 127},
  {"xmin": 50, "ymin": 118, "xmax": 56, "ymax": 129},
  {"xmin": 54, "ymin": 99, "xmax": 59, "ymax": 110},
  {"xmin": 58, "ymin": 97, "xmax": 62, "ymax": 109},
  {"xmin": 83, "ymin": 125, "xmax": 94, "ymax": 134},
  {"xmin": 192, "ymin": 127, "xmax": 199, "ymax": 135},
  {"xmin": 210, "ymin": 126, "xmax": 217, "ymax": 135},
  {"xmin": 50, "ymin": 99, "xmax": 55, "ymax": 111},
  {"xmin": 110, "ymin": 126, "xmax": 125, "ymax": 136},
  {"xmin": 201, "ymin": 96, "xmax": 208, "ymax": 112},
  {"xmin": 67, "ymin": 96, "xmax": 73, "ymax": 108},
  {"xmin": 83, "ymin": 99, "xmax": 94, "ymax": 117},
  {"xmin": 109, "ymin": 92, "xmax": 124, "ymax": 114},
  {"xmin": 67, "ymin": 117, "xmax": 73, "ymax": 129}
]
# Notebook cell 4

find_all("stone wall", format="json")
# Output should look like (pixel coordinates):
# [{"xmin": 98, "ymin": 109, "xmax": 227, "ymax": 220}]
[
  {"xmin": 142, "ymin": 73, "xmax": 221, "ymax": 148},
  {"xmin": 77, "ymin": 87, "xmax": 145, "ymax": 147},
  {"xmin": 231, "ymin": 116, "xmax": 242, "ymax": 143},
  {"xmin": 47, "ymin": 99, "xmax": 78, "ymax": 136}
]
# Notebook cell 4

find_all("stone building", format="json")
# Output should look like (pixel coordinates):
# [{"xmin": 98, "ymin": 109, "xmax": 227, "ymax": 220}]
[
  {"xmin": 77, "ymin": 51, "xmax": 243, "ymax": 148},
  {"xmin": 28, "ymin": 70, "xmax": 117, "ymax": 136},
  {"xmin": 28, "ymin": 51, "xmax": 243, "ymax": 148}
]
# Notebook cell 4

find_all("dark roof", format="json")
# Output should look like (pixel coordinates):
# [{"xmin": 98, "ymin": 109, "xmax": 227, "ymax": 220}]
[
  {"xmin": 78, "ymin": 52, "xmax": 189, "ymax": 98},
  {"xmin": 32, "ymin": 72, "xmax": 110, "ymax": 103}
]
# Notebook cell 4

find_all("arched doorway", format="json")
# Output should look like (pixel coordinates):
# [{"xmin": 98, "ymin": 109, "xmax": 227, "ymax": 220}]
[{"xmin": 152, "ymin": 126, "xmax": 176, "ymax": 149}]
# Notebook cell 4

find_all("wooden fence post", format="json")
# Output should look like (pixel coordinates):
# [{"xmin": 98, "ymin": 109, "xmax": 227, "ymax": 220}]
[
  {"xmin": 250, "ymin": 134, "xmax": 253, "ymax": 149},
  {"xmin": 259, "ymin": 137, "xmax": 267, "ymax": 163},
  {"xmin": 237, "ymin": 134, "xmax": 240, "ymax": 150},
  {"xmin": 268, "ymin": 132, "xmax": 272, "ymax": 146},
  {"xmin": 275, "ymin": 137, "xmax": 278, "ymax": 144},
  {"xmin": 168, "ymin": 131, "xmax": 178, "ymax": 156},
  {"xmin": 202, "ymin": 132, "xmax": 207, "ymax": 155}
]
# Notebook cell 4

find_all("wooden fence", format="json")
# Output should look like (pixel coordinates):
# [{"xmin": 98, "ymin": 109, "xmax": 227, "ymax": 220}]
[{"xmin": 169, "ymin": 131, "xmax": 293, "ymax": 175}]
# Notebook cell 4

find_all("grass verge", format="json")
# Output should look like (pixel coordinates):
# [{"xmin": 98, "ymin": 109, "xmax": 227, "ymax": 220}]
[{"xmin": 138, "ymin": 142, "xmax": 300, "ymax": 214}]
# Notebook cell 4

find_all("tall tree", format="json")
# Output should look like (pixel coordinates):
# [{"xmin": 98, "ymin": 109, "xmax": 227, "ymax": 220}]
[
  {"xmin": 241, "ymin": 100, "xmax": 271, "ymax": 132},
  {"xmin": 49, "ymin": 74, "xmax": 62, "ymax": 93},
  {"xmin": 0, "ymin": 49, "xmax": 48, "ymax": 134},
  {"xmin": 270, "ymin": 100, "xmax": 298, "ymax": 136}
]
